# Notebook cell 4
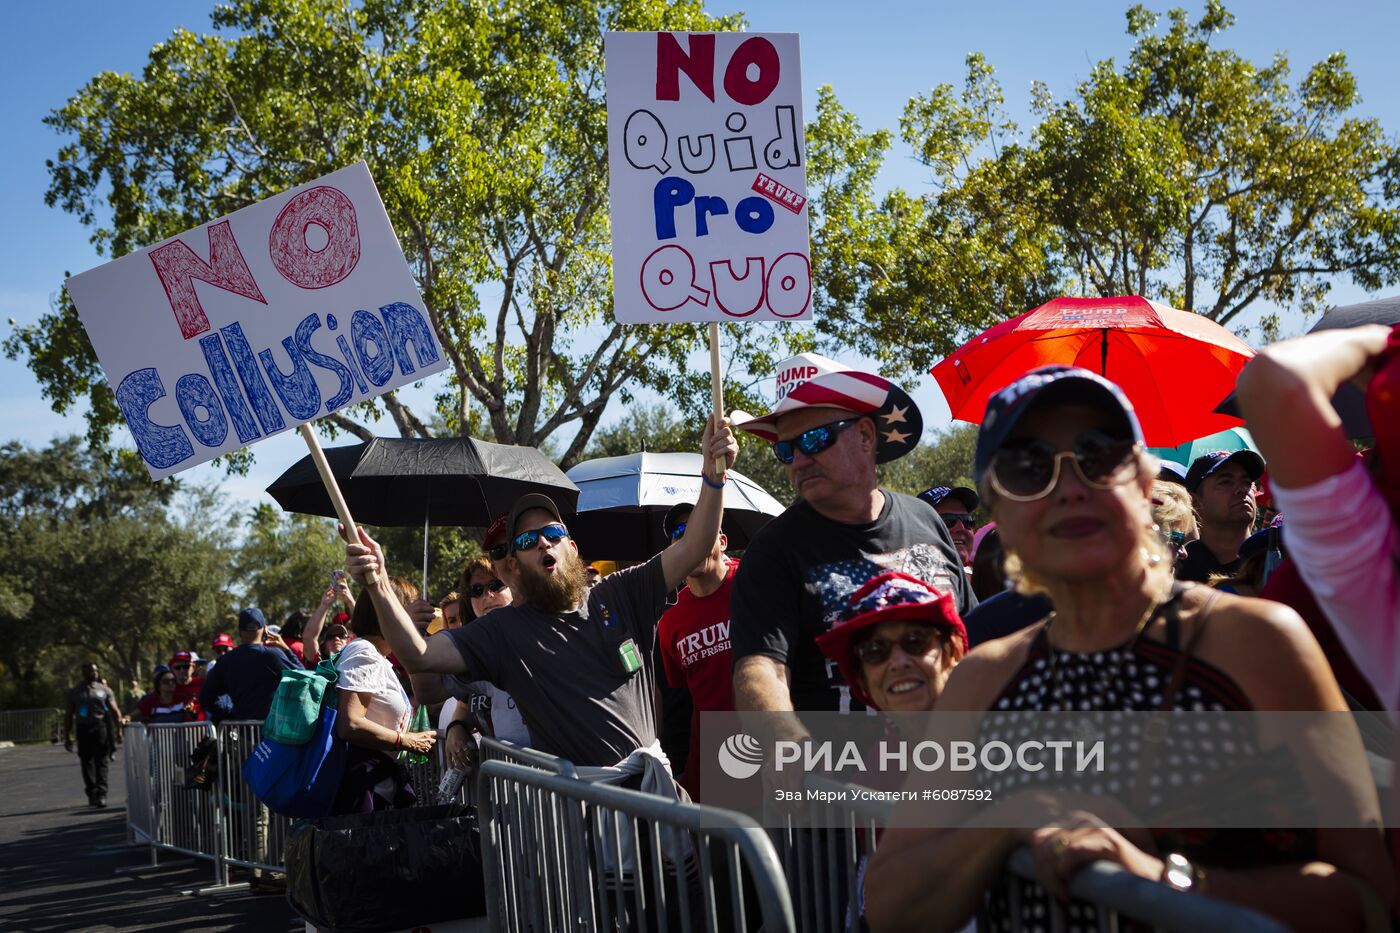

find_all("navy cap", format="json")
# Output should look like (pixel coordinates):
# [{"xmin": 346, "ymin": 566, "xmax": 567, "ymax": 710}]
[
  {"xmin": 1185, "ymin": 450, "xmax": 1265, "ymax": 493},
  {"xmin": 1158, "ymin": 461, "xmax": 1188, "ymax": 485},
  {"xmin": 237, "ymin": 607, "xmax": 267, "ymax": 632},
  {"xmin": 974, "ymin": 367, "xmax": 1144, "ymax": 482},
  {"xmin": 917, "ymin": 485, "xmax": 980, "ymax": 512},
  {"xmin": 663, "ymin": 502, "xmax": 694, "ymax": 538},
  {"xmin": 1238, "ymin": 525, "xmax": 1283, "ymax": 562}
]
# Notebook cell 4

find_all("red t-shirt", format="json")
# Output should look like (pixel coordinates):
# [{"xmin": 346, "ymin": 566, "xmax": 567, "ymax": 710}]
[
  {"xmin": 177, "ymin": 679, "xmax": 205, "ymax": 720},
  {"xmin": 658, "ymin": 559, "xmax": 738, "ymax": 802}
]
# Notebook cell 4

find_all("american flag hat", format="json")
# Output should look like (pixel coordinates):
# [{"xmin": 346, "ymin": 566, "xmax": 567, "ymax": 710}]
[{"xmin": 732, "ymin": 353, "xmax": 922, "ymax": 463}]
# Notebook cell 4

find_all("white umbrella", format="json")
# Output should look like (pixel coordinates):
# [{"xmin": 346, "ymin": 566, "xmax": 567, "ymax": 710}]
[{"xmin": 565, "ymin": 452, "xmax": 786, "ymax": 560}]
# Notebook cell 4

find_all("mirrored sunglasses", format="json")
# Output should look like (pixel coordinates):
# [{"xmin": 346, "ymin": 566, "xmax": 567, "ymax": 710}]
[
  {"xmin": 511, "ymin": 522, "xmax": 569, "ymax": 554},
  {"xmin": 940, "ymin": 513, "xmax": 977, "ymax": 530},
  {"xmin": 773, "ymin": 418, "xmax": 862, "ymax": 465}
]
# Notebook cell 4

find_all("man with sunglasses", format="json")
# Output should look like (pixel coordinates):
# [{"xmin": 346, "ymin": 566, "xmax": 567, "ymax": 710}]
[
  {"xmin": 655, "ymin": 502, "xmax": 739, "ymax": 802},
  {"xmin": 916, "ymin": 485, "xmax": 980, "ymax": 567},
  {"xmin": 347, "ymin": 416, "xmax": 738, "ymax": 787},
  {"xmin": 1176, "ymin": 449, "xmax": 1265, "ymax": 583},
  {"xmin": 167, "ymin": 650, "xmax": 206, "ymax": 721},
  {"xmin": 729, "ymin": 354, "xmax": 976, "ymax": 721}
]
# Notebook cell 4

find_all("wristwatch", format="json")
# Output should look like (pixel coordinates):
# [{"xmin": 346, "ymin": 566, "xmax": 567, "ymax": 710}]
[{"xmin": 1161, "ymin": 852, "xmax": 1205, "ymax": 893}]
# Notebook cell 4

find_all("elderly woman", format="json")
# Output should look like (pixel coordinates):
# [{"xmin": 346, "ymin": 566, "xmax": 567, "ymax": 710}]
[
  {"xmin": 332, "ymin": 575, "xmax": 437, "ymax": 815},
  {"xmin": 816, "ymin": 571, "xmax": 967, "ymax": 713},
  {"xmin": 864, "ymin": 366, "xmax": 1390, "ymax": 933},
  {"xmin": 1150, "ymin": 478, "xmax": 1197, "ymax": 568}
]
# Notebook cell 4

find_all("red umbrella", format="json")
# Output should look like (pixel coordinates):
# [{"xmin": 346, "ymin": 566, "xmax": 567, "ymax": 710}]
[{"xmin": 930, "ymin": 295, "xmax": 1254, "ymax": 447}]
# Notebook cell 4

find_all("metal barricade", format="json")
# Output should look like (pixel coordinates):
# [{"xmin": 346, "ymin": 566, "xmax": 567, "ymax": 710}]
[
  {"xmin": 782, "ymin": 774, "xmax": 1287, "ymax": 933},
  {"xmin": 477, "ymin": 757, "xmax": 796, "ymax": 933},
  {"xmin": 0, "ymin": 707, "xmax": 61, "ymax": 743},
  {"xmin": 479, "ymin": 735, "xmax": 578, "ymax": 776},
  {"xmin": 121, "ymin": 723, "xmax": 155, "ymax": 847},
  {"xmin": 215, "ymin": 720, "xmax": 291, "ymax": 876},
  {"xmin": 142, "ymin": 721, "xmax": 224, "ymax": 883}
]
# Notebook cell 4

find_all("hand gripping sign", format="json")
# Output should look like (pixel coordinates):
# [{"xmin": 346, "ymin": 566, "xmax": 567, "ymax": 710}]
[
  {"xmin": 67, "ymin": 163, "xmax": 446, "ymax": 576},
  {"xmin": 607, "ymin": 32, "xmax": 810, "ymax": 468}
]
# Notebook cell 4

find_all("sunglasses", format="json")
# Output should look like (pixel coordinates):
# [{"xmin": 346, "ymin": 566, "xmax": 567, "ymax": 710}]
[
  {"xmin": 157, "ymin": 678, "xmax": 176, "ymax": 686},
  {"xmin": 773, "ymin": 418, "xmax": 863, "ymax": 465},
  {"xmin": 487, "ymin": 542, "xmax": 509, "ymax": 562},
  {"xmin": 469, "ymin": 579, "xmax": 508, "ymax": 599},
  {"xmin": 853, "ymin": 627, "xmax": 942, "ymax": 666},
  {"xmin": 511, "ymin": 522, "xmax": 569, "ymax": 554},
  {"xmin": 172, "ymin": 664, "xmax": 191, "ymax": 670},
  {"xmin": 669, "ymin": 521, "xmax": 687, "ymax": 541},
  {"xmin": 989, "ymin": 431, "xmax": 1141, "ymax": 501},
  {"xmin": 940, "ymin": 513, "xmax": 977, "ymax": 530}
]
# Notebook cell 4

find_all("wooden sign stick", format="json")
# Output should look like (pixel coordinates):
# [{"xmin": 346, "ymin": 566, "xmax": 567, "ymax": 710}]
[
  {"xmin": 298, "ymin": 423, "xmax": 378, "ymax": 585},
  {"xmin": 709, "ymin": 322, "xmax": 726, "ymax": 478}
]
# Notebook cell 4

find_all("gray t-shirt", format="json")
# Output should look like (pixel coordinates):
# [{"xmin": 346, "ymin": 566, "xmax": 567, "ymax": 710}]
[{"xmin": 441, "ymin": 555, "xmax": 668, "ymax": 766}]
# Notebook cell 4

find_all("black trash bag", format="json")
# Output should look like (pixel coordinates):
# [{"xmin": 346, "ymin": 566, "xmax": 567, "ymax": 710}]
[{"xmin": 285, "ymin": 804, "xmax": 487, "ymax": 932}]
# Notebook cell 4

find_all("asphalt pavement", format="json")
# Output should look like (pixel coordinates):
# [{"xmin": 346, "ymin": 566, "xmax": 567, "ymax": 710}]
[{"xmin": 0, "ymin": 741, "xmax": 301, "ymax": 932}]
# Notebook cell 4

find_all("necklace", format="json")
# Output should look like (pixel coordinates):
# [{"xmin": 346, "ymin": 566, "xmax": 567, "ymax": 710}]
[{"xmin": 1041, "ymin": 595, "xmax": 1162, "ymax": 710}]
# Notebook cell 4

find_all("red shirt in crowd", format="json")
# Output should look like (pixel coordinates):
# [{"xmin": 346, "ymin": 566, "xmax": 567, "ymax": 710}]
[{"xmin": 658, "ymin": 558, "xmax": 739, "ymax": 802}]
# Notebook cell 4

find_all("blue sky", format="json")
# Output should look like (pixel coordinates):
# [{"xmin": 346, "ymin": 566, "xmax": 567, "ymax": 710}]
[{"xmin": 2, "ymin": 0, "xmax": 1398, "ymax": 510}]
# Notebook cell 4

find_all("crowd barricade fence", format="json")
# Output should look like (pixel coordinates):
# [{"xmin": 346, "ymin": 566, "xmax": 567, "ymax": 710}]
[
  {"xmin": 121, "ymin": 723, "xmax": 1289, "ymax": 933},
  {"xmin": 476, "ymin": 757, "xmax": 796, "ymax": 933},
  {"xmin": 783, "ymin": 773, "xmax": 1288, "ymax": 933},
  {"xmin": 0, "ymin": 707, "xmax": 61, "ymax": 743}
]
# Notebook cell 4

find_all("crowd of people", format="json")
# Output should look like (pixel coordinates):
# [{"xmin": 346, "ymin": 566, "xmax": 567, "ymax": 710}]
[{"xmin": 71, "ymin": 326, "xmax": 1400, "ymax": 931}]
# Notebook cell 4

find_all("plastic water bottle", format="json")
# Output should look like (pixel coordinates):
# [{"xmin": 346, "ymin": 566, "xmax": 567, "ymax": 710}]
[{"xmin": 436, "ymin": 767, "xmax": 467, "ymax": 804}]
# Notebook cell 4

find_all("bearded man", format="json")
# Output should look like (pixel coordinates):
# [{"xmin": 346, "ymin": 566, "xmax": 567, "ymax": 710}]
[{"xmin": 347, "ymin": 417, "xmax": 738, "ymax": 783}]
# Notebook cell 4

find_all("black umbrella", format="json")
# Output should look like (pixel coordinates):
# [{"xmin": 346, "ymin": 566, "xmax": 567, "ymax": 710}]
[
  {"xmin": 268, "ymin": 436, "xmax": 579, "ymax": 590},
  {"xmin": 1214, "ymin": 295, "xmax": 1400, "ymax": 438}
]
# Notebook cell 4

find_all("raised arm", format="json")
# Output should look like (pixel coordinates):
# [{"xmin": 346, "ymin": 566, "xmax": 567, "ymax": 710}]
[
  {"xmin": 344, "ymin": 527, "xmax": 468, "ymax": 676},
  {"xmin": 1236, "ymin": 324, "xmax": 1391, "ymax": 488},
  {"xmin": 660, "ymin": 414, "xmax": 738, "ymax": 592}
]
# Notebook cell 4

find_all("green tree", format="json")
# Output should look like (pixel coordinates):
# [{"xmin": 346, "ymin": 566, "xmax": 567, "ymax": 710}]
[
  {"xmin": 806, "ymin": 1, "xmax": 1400, "ymax": 378},
  {"xmin": 877, "ymin": 424, "xmax": 979, "ymax": 498},
  {"xmin": 6, "ymin": 0, "xmax": 833, "ymax": 474},
  {"xmin": 232, "ymin": 504, "xmax": 346, "ymax": 623},
  {"xmin": 0, "ymin": 439, "xmax": 233, "ymax": 707}
]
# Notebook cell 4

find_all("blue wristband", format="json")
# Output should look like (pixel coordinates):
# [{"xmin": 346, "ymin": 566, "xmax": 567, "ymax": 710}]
[{"xmin": 701, "ymin": 472, "xmax": 726, "ymax": 490}]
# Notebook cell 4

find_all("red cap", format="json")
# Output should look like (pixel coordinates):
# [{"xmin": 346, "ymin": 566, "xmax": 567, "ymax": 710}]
[
  {"xmin": 483, "ymin": 511, "xmax": 510, "ymax": 552},
  {"xmin": 211, "ymin": 633, "xmax": 235, "ymax": 648},
  {"xmin": 170, "ymin": 650, "xmax": 194, "ymax": 666},
  {"xmin": 332, "ymin": 612, "xmax": 351, "ymax": 626}
]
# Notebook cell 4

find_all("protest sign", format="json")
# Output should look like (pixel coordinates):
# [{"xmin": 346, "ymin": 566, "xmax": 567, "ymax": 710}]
[
  {"xmin": 66, "ymin": 162, "xmax": 447, "ymax": 481},
  {"xmin": 605, "ymin": 31, "xmax": 809, "ymax": 324}
]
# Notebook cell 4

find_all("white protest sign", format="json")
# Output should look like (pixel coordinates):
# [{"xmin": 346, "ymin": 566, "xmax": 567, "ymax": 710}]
[
  {"xmin": 606, "ymin": 31, "xmax": 809, "ymax": 323},
  {"xmin": 66, "ymin": 162, "xmax": 448, "ymax": 480}
]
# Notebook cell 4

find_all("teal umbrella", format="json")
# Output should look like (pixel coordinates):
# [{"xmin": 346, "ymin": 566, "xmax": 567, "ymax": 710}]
[{"xmin": 1148, "ymin": 427, "xmax": 1259, "ymax": 469}]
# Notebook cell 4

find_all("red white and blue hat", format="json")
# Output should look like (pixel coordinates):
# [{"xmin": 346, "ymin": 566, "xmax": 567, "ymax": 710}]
[{"xmin": 732, "ymin": 353, "xmax": 922, "ymax": 463}]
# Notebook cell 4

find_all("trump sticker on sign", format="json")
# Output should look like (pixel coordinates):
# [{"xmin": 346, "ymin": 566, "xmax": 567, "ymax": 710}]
[
  {"xmin": 66, "ymin": 162, "xmax": 448, "ymax": 480},
  {"xmin": 606, "ymin": 31, "xmax": 811, "ymax": 323}
]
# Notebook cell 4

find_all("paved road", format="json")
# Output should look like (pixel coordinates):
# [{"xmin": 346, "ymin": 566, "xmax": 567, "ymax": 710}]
[{"xmin": 0, "ymin": 741, "xmax": 300, "ymax": 932}]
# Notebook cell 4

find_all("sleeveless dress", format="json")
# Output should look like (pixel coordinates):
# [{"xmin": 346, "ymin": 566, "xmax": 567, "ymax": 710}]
[{"xmin": 976, "ymin": 585, "xmax": 1314, "ymax": 933}]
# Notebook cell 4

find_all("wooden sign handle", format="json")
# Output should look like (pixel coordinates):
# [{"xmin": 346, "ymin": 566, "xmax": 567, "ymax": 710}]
[
  {"xmin": 709, "ymin": 322, "xmax": 726, "ymax": 478},
  {"xmin": 299, "ymin": 423, "xmax": 378, "ymax": 585}
]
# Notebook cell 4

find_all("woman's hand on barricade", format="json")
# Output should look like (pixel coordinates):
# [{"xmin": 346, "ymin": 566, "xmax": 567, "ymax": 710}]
[
  {"xmin": 1028, "ymin": 815, "xmax": 1163, "ymax": 903},
  {"xmin": 342, "ymin": 525, "xmax": 384, "ymax": 585},
  {"xmin": 404, "ymin": 730, "xmax": 437, "ymax": 754}
]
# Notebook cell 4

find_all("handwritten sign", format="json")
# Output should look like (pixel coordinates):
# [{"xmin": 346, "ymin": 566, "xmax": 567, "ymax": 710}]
[
  {"xmin": 66, "ymin": 162, "xmax": 448, "ymax": 480},
  {"xmin": 606, "ymin": 32, "xmax": 810, "ymax": 323}
]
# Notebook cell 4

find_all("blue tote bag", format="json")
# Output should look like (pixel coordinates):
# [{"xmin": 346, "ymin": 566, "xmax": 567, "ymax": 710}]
[{"xmin": 243, "ymin": 697, "xmax": 349, "ymax": 818}]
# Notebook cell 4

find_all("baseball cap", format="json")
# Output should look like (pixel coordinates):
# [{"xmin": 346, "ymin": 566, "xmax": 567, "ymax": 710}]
[
  {"xmin": 169, "ymin": 650, "xmax": 194, "ymax": 667},
  {"xmin": 507, "ymin": 494, "xmax": 564, "ymax": 546},
  {"xmin": 917, "ymin": 485, "xmax": 979, "ymax": 513},
  {"xmin": 319, "ymin": 622, "xmax": 351, "ymax": 643},
  {"xmin": 237, "ymin": 607, "xmax": 267, "ymax": 632},
  {"xmin": 211, "ymin": 633, "xmax": 235, "ymax": 649},
  {"xmin": 663, "ymin": 502, "xmax": 694, "ymax": 539},
  {"xmin": 1157, "ymin": 461, "xmax": 1188, "ymax": 486},
  {"xmin": 1184, "ymin": 450, "xmax": 1265, "ymax": 493},
  {"xmin": 483, "ymin": 511, "xmax": 511, "ymax": 561},
  {"xmin": 974, "ymin": 366, "xmax": 1143, "ymax": 483}
]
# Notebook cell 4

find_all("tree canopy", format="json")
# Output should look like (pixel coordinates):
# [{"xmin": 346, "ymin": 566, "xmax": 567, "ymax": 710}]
[
  {"xmin": 807, "ymin": 1, "xmax": 1400, "ymax": 378},
  {"xmin": 8, "ymin": 0, "xmax": 815, "ymax": 474}
]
